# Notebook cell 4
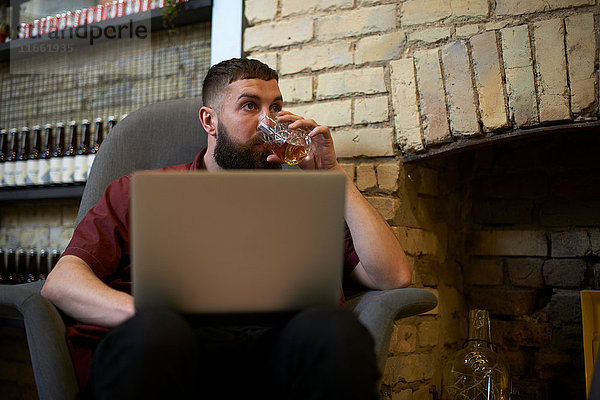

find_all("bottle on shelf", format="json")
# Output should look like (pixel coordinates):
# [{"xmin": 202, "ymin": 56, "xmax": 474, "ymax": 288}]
[
  {"xmin": 50, "ymin": 249, "xmax": 62, "ymax": 271},
  {"xmin": 6, "ymin": 248, "xmax": 17, "ymax": 284},
  {"xmin": 38, "ymin": 124, "xmax": 53, "ymax": 186},
  {"xmin": 74, "ymin": 119, "xmax": 90, "ymax": 183},
  {"xmin": 16, "ymin": 248, "xmax": 28, "ymax": 284},
  {"xmin": 62, "ymin": 121, "xmax": 77, "ymax": 184},
  {"xmin": 0, "ymin": 129, "xmax": 7, "ymax": 189},
  {"xmin": 49, "ymin": 122, "xmax": 65, "ymax": 185},
  {"xmin": 4, "ymin": 128, "xmax": 19, "ymax": 188},
  {"xmin": 0, "ymin": 248, "xmax": 5, "ymax": 284},
  {"xmin": 15, "ymin": 127, "xmax": 30, "ymax": 187},
  {"xmin": 26, "ymin": 249, "xmax": 38, "ymax": 283},
  {"xmin": 26, "ymin": 125, "xmax": 42, "ymax": 186},
  {"xmin": 107, "ymin": 116, "xmax": 117, "ymax": 137},
  {"xmin": 37, "ymin": 248, "xmax": 49, "ymax": 281},
  {"xmin": 88, "ymin": 118, "xmax": 104, "ymax": 177}
]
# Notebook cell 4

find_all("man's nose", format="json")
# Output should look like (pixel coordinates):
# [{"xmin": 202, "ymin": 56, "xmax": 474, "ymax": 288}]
[{"xmin": 261, "ymin": 108, "xmax": 278, "ymax": 120}]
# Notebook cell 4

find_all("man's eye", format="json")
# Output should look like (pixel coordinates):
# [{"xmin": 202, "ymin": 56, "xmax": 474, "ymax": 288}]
[
  {"xmin": 243, "ymin": 103, "xmax": 256, "ymax": 110},
  {"xmin": 272, "ymin": 105, "xmax": 282, "ymax": 113}
]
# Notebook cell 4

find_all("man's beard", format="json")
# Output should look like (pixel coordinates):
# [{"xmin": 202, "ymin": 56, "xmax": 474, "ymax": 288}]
[{"xmin": 213, "ymin": 122, "xmax": 281, "ymax": 170}]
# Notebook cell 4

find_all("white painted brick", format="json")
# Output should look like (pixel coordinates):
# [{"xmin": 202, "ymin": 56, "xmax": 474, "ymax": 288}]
[
  {"xmin": 533, "ymin": 19, "xmax": 571, "ymax": 122},
  {"xmin": 366, "ymin": 196, "xmax": 400, "ymax": 220},
  {"xmin": 548, "ymin": 0, "xmax": 595, "ymax": 7},
  {"xmin": 566, "ymin": 13, "xmax": 597, "ymax": 119},
  {"xmin": 401, "ymin": 0, "xmax": 451, "ymax": 26},
  {"xmin": 279, "ymin": 76, "xmax": 313, "ymax": 103},
  {"xmin": 402, "ymin": 0, "xmax": 487, "ymax": 25},
  {"xmin": 418, "ymin": 320, "xmax": 440, "ymax": 347},
  {"xmin": 498, "ymin": 0, "xmax": 595, "ymax": 14},
  {"xmin": 485, "ymin": 20, "xmax": 513, "ymax": 31},
  {"xmin": 317, "ymin": 68, "xmax": 386, "ymax": 99},
  {"xmin": 414, "ymin": 48, "xmax": 451, "ymax": 145},
  {"xmin": 470, "ymin": 31, "xmax": 509, "ymax": 131},
  {"xmin": 501, "ymin": 25, "xmax": 538, "ymax": 126},
  {"xmin": 357, "ymin": 0, "xmax": 385, "ymax": 5},
  {"xmin": 49, "ymin": 227, "xmax": 74, "ymax": 251},
  {"xmin": 18, "ymin": 206, "xmax": 62, "ymax": 226},
  {"xmin": 356, "ymin": 162, "xmax": 378, "ymax": 190},
  {"xmin": 355, "ymin": 32, "xmax": 405, "ymax": 65},
  {"xmin": 441, "ymin": 41, "xmax": 480, "ymax": 136},
  {"xmin": 376, "ymin": 160, "xmax": 400, "ymax": 193},
  {"xmin": 286, "ymin": 100, "xmax": 351, "ymax": 128},
  {"xmin": 389, "ymin": 58, "xmax": 424, "ymax": 153},
  {"xmin": 332, "ymin": 127, "xmax": 395, "ymax": 157},
  {"xmin": 408, "ymin": 27, "xmax": 451, "ymax": 43},
  {"xmin": 281, "ymin": 0, "xmax": 354, "ymax": 16},
  {"xmin": 248, "ymin": 52, "xmax": 278, "ymax": 71},
  {"xmin": 354, "ymin": 96, "xmax": 389, "ymax": 124},
  {"xmin": 451, "ymin": 0, "xmax": 490, "ymax": 19},
  {"xmin": 244, "ymin": 17, "xmax": 314, "ymax": 52},
  {"xmin": 316, "ymin": 4, "xmax": 397, "ymax": 41},
  {"xmin": 280, "ymin": 42, "xmax": 353, "ymax": 75},
  {"xmin": 61, "ymin": 205, "xmax": 79, "ymax": 227},
  {"xmin": 389, "ymin": 324, "xmax": 417, "ymax": 354},
  {"xmin": 456, "ymin": 24, "xmax": 480, "ymax": 37},
  {"xmin": 245, "ymin": 0, "xmax": 277, "ymax": 24},
  {"xmin": 496, "ymin": 0, "xmax": 545, "ymax": 15},
  {"xmin": 339, "ymin": 162, "xmax": 355, "ymax": 181}
]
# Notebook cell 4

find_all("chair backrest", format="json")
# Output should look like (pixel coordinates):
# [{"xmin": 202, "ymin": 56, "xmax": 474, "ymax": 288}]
[{"xmin": 76, "ymin": 98, "xmax": 206, "ymax": 225}]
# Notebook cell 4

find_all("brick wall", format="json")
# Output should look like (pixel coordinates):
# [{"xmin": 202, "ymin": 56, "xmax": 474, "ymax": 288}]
[
  {"xmin": 463, "ymin": 130, "xmax": 600, "ymax": 399},
  {"xmin": 247, "ymin": 1, "xmax": 599, "ymax": 158},
  {"xmin": 244, "ymin": 1, "xmax": 599, "ymax": 399}
]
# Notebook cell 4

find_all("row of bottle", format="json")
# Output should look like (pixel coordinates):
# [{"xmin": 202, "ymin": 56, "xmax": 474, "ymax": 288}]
[
  {"xmin": 0, "ymin": 248, "xmax": 62, "ymax": 284},
  {"xmin": 0, "ymin": 117, "xmax": 118, "ymax": 188}
]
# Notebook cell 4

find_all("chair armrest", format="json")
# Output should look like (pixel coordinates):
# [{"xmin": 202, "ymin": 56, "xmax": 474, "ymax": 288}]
[
  {"xmin": 346, "ymin": 288, "xmax": 437, "ymax": 373},
  {"xmin": 0, "ymin": 282, "xmax": 79, "ymax": 400}
]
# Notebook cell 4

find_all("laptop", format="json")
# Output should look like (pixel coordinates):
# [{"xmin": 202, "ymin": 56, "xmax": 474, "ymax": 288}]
[{"xmin": 131, "ymin": 170, "xmax": 346, "ymax": 315}]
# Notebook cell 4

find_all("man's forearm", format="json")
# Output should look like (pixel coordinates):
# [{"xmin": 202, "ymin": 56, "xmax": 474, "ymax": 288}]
[
  {"xmin": 41, "ymin": 255, "xmax": 135, "ymax": 328},
  {"xmin": 339, "ymin": 169, "xmax": 413, "ymax": 289}
]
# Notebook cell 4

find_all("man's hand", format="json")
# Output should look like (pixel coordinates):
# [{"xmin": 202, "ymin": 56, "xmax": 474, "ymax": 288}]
[{"xmin": 265, "ymin": 111, "xmax": 340, "ymax": 171}]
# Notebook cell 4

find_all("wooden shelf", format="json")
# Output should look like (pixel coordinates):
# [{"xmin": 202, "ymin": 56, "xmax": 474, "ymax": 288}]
[
  {"xmin": 0, "ymin": 184, "xmax": 85, "ymax": 201},
  {"xmin": 0, "ymin": 0, "xmax": 212, "ymax": 62}
]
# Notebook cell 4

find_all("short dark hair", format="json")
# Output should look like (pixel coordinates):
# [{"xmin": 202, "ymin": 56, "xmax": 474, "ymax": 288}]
[{"xmin": 202, "ymin": 58, "xmax": 279, "ymax": 111}]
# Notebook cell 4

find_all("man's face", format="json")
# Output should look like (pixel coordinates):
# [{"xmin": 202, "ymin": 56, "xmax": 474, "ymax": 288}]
[{"xmin": 212, "ymin": 78, "xmax": 284, "ymax": 170}]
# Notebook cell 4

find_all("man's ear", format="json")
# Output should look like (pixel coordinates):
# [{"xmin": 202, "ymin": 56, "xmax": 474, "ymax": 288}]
[{"xmin": 199, "ymin": 106, "xmax": 218, "ymax": 137}]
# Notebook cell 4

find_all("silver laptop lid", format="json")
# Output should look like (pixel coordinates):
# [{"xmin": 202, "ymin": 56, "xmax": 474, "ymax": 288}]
[{"xmin": 131, "ymin": 170, "xmax": 346, "ymax": 314}]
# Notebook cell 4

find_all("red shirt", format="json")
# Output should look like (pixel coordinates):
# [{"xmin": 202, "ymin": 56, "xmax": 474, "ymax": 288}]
[{"xmin": 61, "ymin": 149, "xmax": 360, "ymax": 389}]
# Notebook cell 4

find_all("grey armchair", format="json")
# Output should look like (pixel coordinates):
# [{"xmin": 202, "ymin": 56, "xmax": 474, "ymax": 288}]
[{"xmin": 0, "ymin": 98, "xmax": 437, "ymax": 399}]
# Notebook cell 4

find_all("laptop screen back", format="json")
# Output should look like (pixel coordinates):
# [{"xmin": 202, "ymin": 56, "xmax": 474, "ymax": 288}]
[{"xmin": 131, "ymin": 170, "xmax": 346, "ymax": 314}]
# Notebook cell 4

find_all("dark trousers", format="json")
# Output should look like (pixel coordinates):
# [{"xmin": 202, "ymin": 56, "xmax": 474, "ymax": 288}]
[{"xmin": 90, "ymin": 306, "xmax": 380, "ymax": 399}]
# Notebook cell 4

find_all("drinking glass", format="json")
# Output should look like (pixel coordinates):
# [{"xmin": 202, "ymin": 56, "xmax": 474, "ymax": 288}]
[{"xmin": 257, "ymin": 115, "xmax": 311, "ymax": 165}]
